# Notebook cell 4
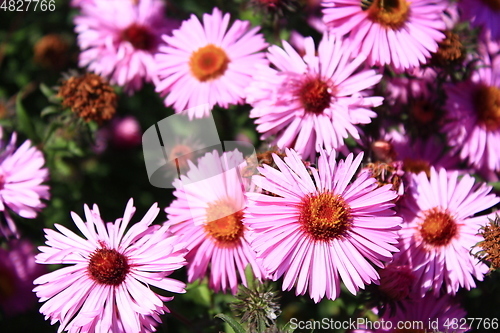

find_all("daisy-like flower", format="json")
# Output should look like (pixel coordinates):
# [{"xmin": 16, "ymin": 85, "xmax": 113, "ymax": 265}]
[
  {"xmin": 459, "ymin": 0, "xmax": 500, "ymax": 41},
  {"xmin": 376, "ymin": 129, "xmax": 460, "ymax": 176},
  {"xmin": 74, "ymin": 0, "xmax": 175, "ymax": 93},
  {"xmin": 246, "ymin": 34, "xmax": 383, "ymax": 160},
  {"xmin": 33, "ymin": 199, "xmax": 187, "ymax": 333},
  {"xmin": 397, "ymin": 168, "xmax": 500, "ymax": 296},
  {"xmin": 442, "ymin": 63, "xmax": 500, "ymax": 171},
  {"xmin": 155, "ymin": 8, "xmax": 268, "ymax": 117},
  {"xmin": 353, "ymin": 292, "xmax": 468, "ymax": 333},
  {"xmin": 0, "ymin": 130, "xmax": 49, "ymax": 238},
  {"xmin": 322, "ymin": 0, "xmax": 446, "ymax": 72},
  {"xmin": 245, "ymin": 149, "xmax": 401, "ymax": 302},
  {"xmin": 165, "ymin": 149, "xmax": 265, "ymax": 294}
]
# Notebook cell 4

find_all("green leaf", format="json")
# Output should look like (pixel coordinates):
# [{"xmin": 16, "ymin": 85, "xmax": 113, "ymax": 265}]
[
  {"xmin": 15, "ymin": 91, "xmax": 38, "ymax": 142},
  {"xmin": 489, "ymin": 181, "xmax": 500, "ymax": 192},
  {"xmin": 215, "ymin": 314, "xmax": 246, "ymax": 333},
  {"xmin": 183, "ymin": 281, "xmax": 212, "ymax": 307},
  {"xmin": 40, "ymin": 106, "xmax": 60, "ymax": 117},
  {"xmin": 281, "ymin": 321, "xmax": 296, "ymax": 333},
  {"xmin": 40, "ymin": 83, "xmax": 55, "ymax": 98},
  {"xmin": 244, "ymin": 264, "xmax": 255, "ymax": 290}
]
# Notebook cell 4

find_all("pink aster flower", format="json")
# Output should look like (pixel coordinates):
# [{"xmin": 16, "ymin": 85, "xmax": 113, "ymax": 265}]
[
  {"xmin": 165, "ymin": 149, "xmax": 265, "ymax": 294},
  {"xmin": 442, "ymin": 63, "xmax": 500, "ymax": 171},
  {"xmin": 75, "ymin": 0, "xmax": 176, "ymax": 93},
  {"xmin": 71, "ymin": 0, "xmax": 93, "ymax": 7},
  {"xmin": 246, "ymin": 34, "xmax": 383, "ymax": 160},
  {"xmin": 396, "ymin": 168, "xmax": 500, "ymax": 296},
  {"xmin": 379, "ymin": 129, "xmax": 460, "ymax": 176},
  {"xmin": 353, "ymin": 293, "xmax": 468, "ymax": 333},
  {"xmin": 33, "ymin": 199, "xmax": 187, "ymax": 333},
  {"xmin": 322, "ymin": 0, "xmax": 446, "ymax": 72},
  {"xmin": 245, "ymin": 149, "xmax": 402, "ymax": 302},
  {"xmin": 0, "ymin": 130, "xmax": 49, "ymax": 238},
  {"xmin": 155, "ymin": 8, "xmax": 268, "ymax": 117},
  {"xmin": 0, "ymin": 239, "xmax": 45, "ymax": 316},
  {"xmin": 459, "ymin": 0, "xmax": 500, "ymax": 41}
]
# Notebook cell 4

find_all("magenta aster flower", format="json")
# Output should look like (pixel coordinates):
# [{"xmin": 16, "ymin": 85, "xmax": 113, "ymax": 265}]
[
  {"xmin": 0, "ymin": 239, "xmax": 45, "ymax": 316},
  {"xmin": 459, "ymin": 0, "xmax": 500, "ymax": 41},
  {"xmin": 33, "ymin": 199, "xmax": 187, "ymax": 333},
  {"xmin": 75, "ymin": 0, "xmax": 175, "ymax": 93},
  {"xmin": 380, "ymin": 129, "xmax": 460, "ymax": 176},
  {"xmin": 246, "ymin": 34, "xmax": 383, "ymax": 160},
  {"xmin": 155, "ymin": 8, "xmax": 268, "ymax": 117},
  {"xmin": 245, "ymin": 149, "xmax": 401, "ymax": 302},
  {"xmin": 353, "ymin": 293, "xmax": 468, "ymax": 333},
  {"xmin": 0, "ymin": 131, "xmax": 49, "ymax": 238},
  {"xmin": 322, "ymin": 0, "xmax": 446, "ymax": 72},
  {"xmin": 396, "ymin": 168, "xmax": 500, "ymax": 296},
  {"xmin": 165, "ymin": 149, "xmax": 265, "ymax": 294},
  {"xmin": 442, "ymin": 64, "xmax": 500, "ymax": 171}
]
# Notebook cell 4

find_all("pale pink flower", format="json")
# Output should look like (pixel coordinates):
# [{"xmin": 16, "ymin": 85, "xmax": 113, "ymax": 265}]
[
  {"xmin": 396, "ymin": 168, "xmax": 499, "ymax": 296},
  {"xmin": 322, "ymin": 0, "xmax": 446, "ymax": 72},
  {"xmin": 33, "ymin": 199, "xmax": 187, "ymax": 333},
  {"xmin": 442, "ymin": 64, "xmax": 500, "ymax": 171},
  {"xmin": 246, "ymin": 34, "xmax": 383, "ymax": 160},
  {"xmin": 155, "ymin": 8, "xmax": 268, "ymax": 117},
  {"xmin": 110, "ymin": 116, "xmax": 142, "ymax": 148},
  {"xmin": 0, "ymin": 239, "xmax": 45, "ymax": 316},
  {"xmin": 245, "ymin": 149, "xmax": 401, "ymax": 302},
  {"xmin": 0, "ymin": 131, "xmax": 49, "ymax": 238},
  {"xmin": 75, "ymin": 0, "xmax": 176, "ymax": 93},
  {"xmin": 165, "ymin": 149, "xmax": 265, "ymax": 294},
  {"xmin": 71, "ymin": 0, "xmax": 93, "ymax": 7}
]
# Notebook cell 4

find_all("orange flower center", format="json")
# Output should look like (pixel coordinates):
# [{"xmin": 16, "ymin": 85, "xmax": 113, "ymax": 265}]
[
  {"xmin": 88, "ymin": 248, "xmax": 129, "ymax": 285},
  {"xmin": 121, "ymin": 23, "xmax": 155, "ymax": 51},
  {"xmin": 365, "ymin": 0, "xmax": 410, "ymax": 30},
  {"xmin": 189, "ymin": 44, "xmax": 230, "ymax": 82},
  {"xmin": 410, "ymin": 99, "xmax": 438, "ymax": 125},
  {"xmin": 474, "ymin": 85, "xmax": 500, "ymax": 131},
  {"xmin": 419, "ymin": 208, "xmax": 457, "ymax": 247},
  {"xmin": 481, "ymin": 0, "xmax": 500, "ymax": 11},
  {"xmin": 402, "ymin": 158, "xmax": 431, "ymax": 176},
  {"xmin": 299, "ymin": 192, "xmax": 353, "ymax": 242},
  {"xmin": 298, "ymin": 77, "xmax": 332, "ymax": 115},
  {"xmin": 205, "ymin": 200, "xmax": 244, "ymax": 246},
  {"xmin": 170, "ymin": 144, "xmax": 195, "ymax": 171}
]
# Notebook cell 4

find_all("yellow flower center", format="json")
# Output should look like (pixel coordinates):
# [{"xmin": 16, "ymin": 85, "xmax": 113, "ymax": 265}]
[
  {"xmin": 474, "ymin": 85, "xmax": 500, "ymax": 132},
  {"xmin": 189, "ymin": 44, "xmax": 230, "ymax": 82},
  {"xmin": 419, "ymin": 208, "xmax": 457, "ymax": 247},
  {"xmin": 365, "ymin": 0, "xmax": 410, "ymax": 30},
  {"xmin": 205, "ymin": 200, "xmax": 244, "ymax": 246},
  {"xmin": 299, "ymin": 192, "xmax": 353, "ymax": 242}
]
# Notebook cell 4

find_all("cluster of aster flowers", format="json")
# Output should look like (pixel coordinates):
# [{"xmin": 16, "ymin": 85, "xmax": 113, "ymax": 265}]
[{"xmin": 4, "ymin": 0, "xmax": 500, "ymax": 332}]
